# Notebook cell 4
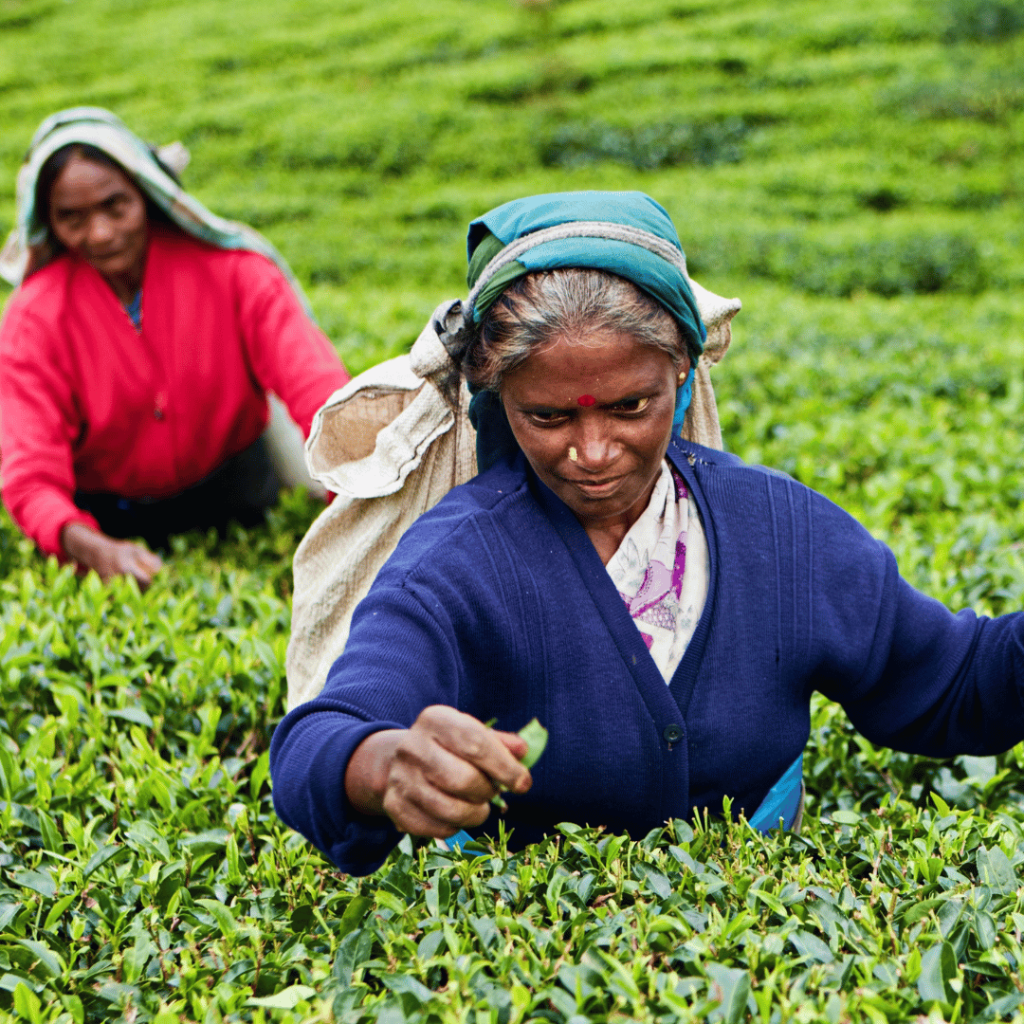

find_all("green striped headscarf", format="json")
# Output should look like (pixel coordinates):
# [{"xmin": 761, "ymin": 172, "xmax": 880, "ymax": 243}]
[{"xmin": 0, "ymin": 106, "xmax": 313, "ymax": 316}]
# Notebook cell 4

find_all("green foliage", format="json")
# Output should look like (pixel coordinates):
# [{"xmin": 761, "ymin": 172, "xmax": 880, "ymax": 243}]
[
  {"xmin": 540, "ymin": 118, "xmax": 753, "ymax": 171},
  {"xmin": 0, "ymin": 0, "xmax": 1022, "ymax": 1018},
  {"xmin": 938, "ymin": 0, "xmax": 1024, "ymax": 40},
  {"xmin": 694, "ymin": 223, "xmax": 988, "ymax": 297}
]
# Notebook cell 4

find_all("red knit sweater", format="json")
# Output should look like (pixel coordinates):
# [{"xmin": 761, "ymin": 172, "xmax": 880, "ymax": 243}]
[{"xmin": 0, "ymin": 227, "xmax": 349, "ymax": 556}]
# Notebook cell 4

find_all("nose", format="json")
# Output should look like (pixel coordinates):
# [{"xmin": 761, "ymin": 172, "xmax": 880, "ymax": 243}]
[
  {"xmin": 574, "ymin": 414, "xmax": 621, "ymax": 471},
  {"xmin": 86, "ymin": 213, "xmax": 116, "ymax": 248}
]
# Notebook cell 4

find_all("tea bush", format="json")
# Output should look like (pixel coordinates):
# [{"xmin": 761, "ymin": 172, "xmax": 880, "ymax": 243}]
[
  {"xmin": 539, "ymin": 118, "xmax": 753, "ymax": 171},
  {"xmin": 692, "ymin": 223, "xmax": 988, "ymax": 297},
  {"xmin": 938, "ymin": 0, "xmax": 1024, "ymax": 40},
  {"xmin": 0, "ymin": 0, "xmax": 1022, "ymax": 1019}
]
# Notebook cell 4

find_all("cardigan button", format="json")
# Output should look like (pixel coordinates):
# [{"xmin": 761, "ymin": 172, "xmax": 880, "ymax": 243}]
[
  {"xmin": 153, "ymin": 407, "xmax": 165, "ymax": 421},
  {"xmin": 663, "ymin": 724, "xmax": 683, "ymax": 744}
]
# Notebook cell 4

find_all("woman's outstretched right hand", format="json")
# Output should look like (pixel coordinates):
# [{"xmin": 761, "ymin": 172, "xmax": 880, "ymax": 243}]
[
  {"xmin": 345, "ymin": 705, "xmax": 533, "ymax": 839},
  {"xmin": 60, "ymin": 522, "xmax": 163, "ymax": 591}
]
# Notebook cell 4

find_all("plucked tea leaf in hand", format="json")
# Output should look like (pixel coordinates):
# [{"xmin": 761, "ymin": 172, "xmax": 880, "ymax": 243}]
[
  {"xmin": 492, "ymin": 717, "xmax": 548, "ymax": 809},
  {"xmin": 518, "ymin": 717, "xmax": 548, "ymax": 769}
]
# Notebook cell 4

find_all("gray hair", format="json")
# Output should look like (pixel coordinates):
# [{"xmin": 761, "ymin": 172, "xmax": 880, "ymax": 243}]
[{"xmin": 464, "ymin": 268, "xmax": 687, "ymax": 393}]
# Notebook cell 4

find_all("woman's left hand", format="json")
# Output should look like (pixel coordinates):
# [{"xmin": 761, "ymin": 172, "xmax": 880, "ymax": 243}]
[{"xmin": 61, "ymin": 522, "xmax": 163, "ymax": 590}]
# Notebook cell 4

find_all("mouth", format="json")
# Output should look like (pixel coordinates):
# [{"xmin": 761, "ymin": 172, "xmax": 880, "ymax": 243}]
[
  {"xmin": 86, "ymin": 250, "xmax": 123, "ymax": 264},
  {"xmin": 564, "ymin": 476, "xmax": 625, "ymax": 498}
]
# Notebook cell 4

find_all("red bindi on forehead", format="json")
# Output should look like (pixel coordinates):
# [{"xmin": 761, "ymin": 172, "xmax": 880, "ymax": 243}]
[{"xmin": 577, "ymin": 394, "xmax": 596, "ymax": 407}]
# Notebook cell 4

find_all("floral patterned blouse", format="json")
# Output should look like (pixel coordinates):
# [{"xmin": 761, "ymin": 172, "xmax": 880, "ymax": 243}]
[{"xmin": 605, "ymin": 460, "xmax": 709, "ymax": 684}]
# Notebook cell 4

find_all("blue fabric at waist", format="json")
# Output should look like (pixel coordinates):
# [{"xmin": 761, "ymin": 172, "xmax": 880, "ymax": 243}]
[
  {"xmin": 447, "ymin": 753, "xmax": 805, "ymax": 854},
  {"xmin": 746, "ymin": 753, "xmax": 804, "ymax": 833}
]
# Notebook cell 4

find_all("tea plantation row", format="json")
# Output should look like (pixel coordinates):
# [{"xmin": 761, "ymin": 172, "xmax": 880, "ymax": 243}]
[{"xmin": 4, "ymin": 523, "xmax": 1024, "ymax": 1022}]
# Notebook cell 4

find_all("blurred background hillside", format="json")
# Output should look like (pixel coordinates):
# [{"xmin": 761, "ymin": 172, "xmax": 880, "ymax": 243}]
[{"xmin": 1, "ymin": 0, "xmax": 1023, "ymax": 601}]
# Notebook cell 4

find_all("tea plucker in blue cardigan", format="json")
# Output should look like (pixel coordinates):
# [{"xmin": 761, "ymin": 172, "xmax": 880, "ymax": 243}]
[{"xmin": 270, "ymin": 191, "xmax": 1024, "ymax": 877}]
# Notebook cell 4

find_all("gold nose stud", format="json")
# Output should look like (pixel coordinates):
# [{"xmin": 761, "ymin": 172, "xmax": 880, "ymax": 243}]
[{"xmin": 568, "ymin": 446, "xmax": 579, "ymax": 462}]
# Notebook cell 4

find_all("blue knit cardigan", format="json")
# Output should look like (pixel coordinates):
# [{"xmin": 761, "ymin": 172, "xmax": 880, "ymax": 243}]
[{"xmin": 270, "ymin": 440, "xmax": 1024, "ymax": 875}]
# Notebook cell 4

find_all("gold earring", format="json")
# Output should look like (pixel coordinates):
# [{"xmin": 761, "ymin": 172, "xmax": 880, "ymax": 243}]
[{"xmin": 678, "ymin": 370, "xmax": 687, "ymax": 384}]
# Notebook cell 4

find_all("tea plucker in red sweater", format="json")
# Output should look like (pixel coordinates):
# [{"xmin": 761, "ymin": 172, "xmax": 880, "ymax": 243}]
[
  {"xmin": 0, "ymin": 108, "xmax": 350, "ymax": 588},
  {"xmin": 270, "ymin": 191, "xmax": 1024, "ymax": 876}
]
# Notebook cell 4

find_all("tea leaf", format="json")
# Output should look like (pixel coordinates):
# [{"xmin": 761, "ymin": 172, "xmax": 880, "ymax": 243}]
[{"xmin": 518, "ymin": 717, "xmax": 548, "ymax": 770}]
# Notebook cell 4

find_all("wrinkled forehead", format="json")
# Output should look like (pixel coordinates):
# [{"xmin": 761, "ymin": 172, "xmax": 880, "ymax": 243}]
[
  {"xmin": 49, "ymin": 153, "xmax": 140, "ymax": 212},
  {"xmin": 503, "ymin": 329, "xmax": 677, "ymax": 399}
]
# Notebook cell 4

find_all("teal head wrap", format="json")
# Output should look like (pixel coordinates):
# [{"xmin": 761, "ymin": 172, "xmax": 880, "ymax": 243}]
[{"xmin": 463, "ymin": 191, "xmax": 706, "ymax": 467}]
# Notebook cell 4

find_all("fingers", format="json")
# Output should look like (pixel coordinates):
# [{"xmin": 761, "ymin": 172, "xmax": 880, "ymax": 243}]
[
  {"xmin": 60, "ymin": 524, "xmax": 163, "ymax": 590},
  {"xmin": 494, "ymin": 729, "xmax": 528, "ymax": 774},
  {"xmin": 379, "ymin": 707, "xmax": 534, "ymax": 838},
  {"xmin": 127, "ymin": 545, "xmax": 163, "ymax": 590},
  {"xmin": 137, "ymin": 547, "xmax": 164, "ymax": 573},
  {"xmin": 381, "ymin": 770, "xmax": 491, "ymax": 839},
  {"xmin": 115, "ymin": 542, "xmax": 163, "ymax": 591},
  {"xmin": 416, "ymin": 706, "xmax": 532, "ymax": 796},
  {"xmin": 402, "ymin": 728, "xmax": 519, "ymax": 808}
]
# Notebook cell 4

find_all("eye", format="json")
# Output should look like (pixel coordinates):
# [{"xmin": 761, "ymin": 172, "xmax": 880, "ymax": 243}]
[
  {"xmin": 528, "ymin": 410, "xmax": 570, "ymax": 426},
  {"xmin": 610, "ymin": 396, "xmax": 651, "ymax": 414},
  {"xmin": 55, "ymin": 211, "xmax": 84, "ymax": 229}
]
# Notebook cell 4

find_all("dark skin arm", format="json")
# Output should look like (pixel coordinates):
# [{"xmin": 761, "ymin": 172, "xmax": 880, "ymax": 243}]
[
  {"xmin": 61, "ymin": 521, "xmax": 163, "ymax": 591},
  {"xmin": 345, "ymin": 705, "xmax": 533, "ymax": 839}
]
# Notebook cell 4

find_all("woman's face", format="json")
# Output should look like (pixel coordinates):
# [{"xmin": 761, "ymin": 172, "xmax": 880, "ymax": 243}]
[
  {"xmin": 501, "ymin": 327, "xmax": 681, "ymax": 536},
  {"xmin": 48, "ymin": 153, "xmax": 148, "ymax": 291}
]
